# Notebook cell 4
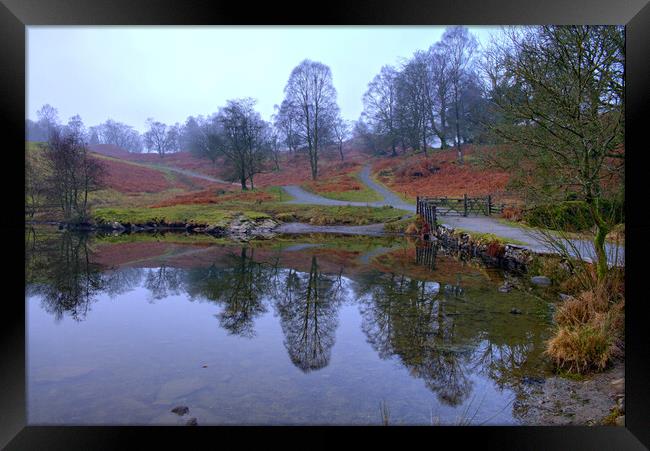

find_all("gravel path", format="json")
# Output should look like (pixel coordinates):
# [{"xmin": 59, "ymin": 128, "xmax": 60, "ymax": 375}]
[
  {"xmin": 281, "ymin": 164, "xmax": 624, "ymax": 266},
  {"xmin": 147, "ymin": 164, "xmax": 235, "ymax": 185},
  {"xmin": 282, "ymin": 165, "xmax": 415, "ymax": 211}
]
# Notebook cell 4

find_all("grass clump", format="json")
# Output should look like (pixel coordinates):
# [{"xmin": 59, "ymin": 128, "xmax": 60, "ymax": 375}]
[{"xmin": 545, "ymin": 278, "xmax": 624, "ymax": 375}]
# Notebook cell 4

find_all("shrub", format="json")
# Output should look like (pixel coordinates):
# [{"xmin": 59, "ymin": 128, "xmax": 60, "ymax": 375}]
[
  {"xmin": 524, "ymin": 200, "xmax": 624, "ymax": 232},
  {"xmin": 501, "ymin": 206, "xmax": 524, "ymax": 222}
]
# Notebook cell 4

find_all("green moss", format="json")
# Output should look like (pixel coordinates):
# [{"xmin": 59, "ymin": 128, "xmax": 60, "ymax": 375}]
[
  {"xmin": 454, "ymin": 228, "xmax": 527, "ymax": 246},
  {"xmin": 94, "ymin": 205, "xmax": 236, "ymax": 226},
  {"xmin": 94, "ymin": 202, "xmax": 406, "ymax": 228}
]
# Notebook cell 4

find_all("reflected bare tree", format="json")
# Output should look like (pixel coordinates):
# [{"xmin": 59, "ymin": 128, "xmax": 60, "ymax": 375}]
[
  {"xmin": 28, "ymin": 232, "xmax": 105, "ymax": 321},
  {"xmin": 358, "ymin": 271, "xmax": 473, "ymax": 406},
  {"xmin": 274, "ymin": 256, "xmax": 344, "ymax": 372},
  {"xmin": 103, "ymin": 268, "xmax": 144, "ymax": 297},
  {"xmin": 144, "ymin": 265, "xmax": 184, "ymax": 301},
  {"xmin": 184, "ymin": 248, "xmax": 270, "ymax": 338}
]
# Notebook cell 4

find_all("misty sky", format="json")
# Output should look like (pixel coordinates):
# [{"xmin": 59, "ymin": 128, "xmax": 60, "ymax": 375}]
[{"xmin": 27, "ymin": 26, "xmax": 501, "ymax": 132}]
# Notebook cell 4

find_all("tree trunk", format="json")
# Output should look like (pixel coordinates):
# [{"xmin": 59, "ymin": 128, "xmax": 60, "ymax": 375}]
[
  {"xmin": 454, "ymin": 89, "xmax": 463, "ymax": 164},
  {"xmin": 339, "ymin": 143, "xmax": 344, "ymax": 161},
  {"xmin": 589, "ymin": 200, "xmax": 610, "ymax": 281},
  {"xmin": 240, "ymin": 174, "xmax": 248, "ymax": 191}
]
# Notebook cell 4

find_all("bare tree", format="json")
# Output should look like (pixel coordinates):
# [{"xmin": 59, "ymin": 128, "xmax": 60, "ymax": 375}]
[
  {"xmin": 44, "ymin": 128, "xmax": 106, "ymax": 223},
  {"xmin": 90, "ymin": 119, "xmax": 143, "ymax": 153},
  {"xmin": 484, "ymin": 26, "xmax": 624, "ymax": 280},
  {"xmin": 36, "ymin": 104, "xmax": 60, "ymax": 138},
  {"xmin": 396, "ymin": 55, "xmax": 430, "ymax": 155},
  {"xmin": 332, "ymin": 116, "xmax": 351, "ymax": 161},
  {"xmin": 441, "ymin": 26, "xmax": 479, "ymax": 164},
  {"xmin": 427, "ymin": 42, "xmax": 452, "ymax": 149},
  {"xmin": 212, "ymin": 98, "xmax": 269, "ymax": 190},
  {"xmin": 273, "ymin": 99, "xmax": 301, "ymax": 153},
  {"xmin": 283, "ymin": 59, "xmax": 340, "ymax": 180},
  {"xmin": 144, "ymin": 118, "xmax": 178, "ymax": 158},
  {"xmin": 362, "ymin": 65, "xmax": 400, "ymax": 156}
]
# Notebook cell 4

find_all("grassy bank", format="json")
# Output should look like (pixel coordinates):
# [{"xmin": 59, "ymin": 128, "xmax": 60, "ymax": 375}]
[{"xmin": 94, "ymin": 202, "xmax": 407, "ymax": 227}]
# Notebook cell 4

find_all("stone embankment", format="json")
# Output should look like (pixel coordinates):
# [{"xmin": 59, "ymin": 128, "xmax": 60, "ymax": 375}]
[
  {"xmin": 432, "ymin": 223, "xmax": 535, "ymax": 273},
  {"xmin": 57, "ymin": 214, "xmax": 280, "ymax": 241}
]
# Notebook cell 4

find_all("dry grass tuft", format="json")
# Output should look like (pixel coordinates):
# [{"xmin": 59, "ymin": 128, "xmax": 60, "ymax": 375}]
[{"xmin": 545, "ymin": 280, "xmax": 624, "ymax": 374}]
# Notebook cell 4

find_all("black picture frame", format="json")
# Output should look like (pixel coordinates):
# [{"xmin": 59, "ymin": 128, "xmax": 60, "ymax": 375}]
[{"xmin": 2, "ymin": 0, "xmax": 649, "ymax": 448}]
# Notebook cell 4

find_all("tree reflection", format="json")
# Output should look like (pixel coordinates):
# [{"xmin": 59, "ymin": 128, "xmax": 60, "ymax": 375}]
[
  {"xmin": 184, "ymin": 247, "xmax": 269, "ymax": 338},
  {"xmin": 144, "ymin": 265, "xmax": 184, "ymax": 301},
  {"xmin": 274, "ymin": 256, "xmax": 344, "ymax": 372},
  {"xmin": 358, "ymin": 271, "xmax": 472, "ymax": 406},
  {"xmin": 28, "ymin": 231, "xmax": 105, "ymax": 321}
]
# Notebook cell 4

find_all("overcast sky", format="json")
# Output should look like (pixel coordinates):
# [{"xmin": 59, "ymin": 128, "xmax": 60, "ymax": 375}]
[{"xmin": 27, "ymin": 26, "xmax": 501, "ymax": 133}]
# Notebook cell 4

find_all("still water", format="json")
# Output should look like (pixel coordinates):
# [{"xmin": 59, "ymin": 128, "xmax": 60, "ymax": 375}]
[{"xmin": 26, "ymin": 228, "xmax": 554, "ymax": 425}]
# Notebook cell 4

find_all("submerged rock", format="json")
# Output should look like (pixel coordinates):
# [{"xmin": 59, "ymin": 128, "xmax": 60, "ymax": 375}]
[
  {"xmin": 531, "ymin": 276, "xmax": 552, "ymax": 286},
  {"xmin": 510, "ymin": 308, "xmax": 523, "ymax": 315}
]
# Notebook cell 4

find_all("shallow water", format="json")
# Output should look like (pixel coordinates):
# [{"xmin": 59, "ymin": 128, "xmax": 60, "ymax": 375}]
[{"xmin": 26, "ymin": 228, "xmax": 554, "ymax": 425}]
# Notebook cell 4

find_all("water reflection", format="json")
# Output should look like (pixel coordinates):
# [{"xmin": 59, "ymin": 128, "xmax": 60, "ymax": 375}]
[
  {"xmin": 274, "ymin": 256, "xmax": 344, "ymax": 372},
  {"xmin": 184, "ymin": 248, "xmax": 270, "ymax": 337},
  {"xmin": 357, "ymin": 272, "xmax": 472, "ymax": 406},
  {"xmin": 26, "ymin": 231, "xmax": 103, "ymax": 321},
  {"xmin": 26, "ymin": 229, "xmax": 552, "ymax": 422}
]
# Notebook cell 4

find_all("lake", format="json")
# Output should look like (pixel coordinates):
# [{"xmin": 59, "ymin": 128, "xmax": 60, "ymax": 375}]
[{"xmin": 25, "ymin": 227, "xmax": 554, "ymax": 425}]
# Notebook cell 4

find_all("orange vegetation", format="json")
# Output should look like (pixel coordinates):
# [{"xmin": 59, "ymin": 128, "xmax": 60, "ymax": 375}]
[
  {"xmin": 372, "ymin": 145, "xmax": 511, "ymax": 199},
  {"xmin": 94, "ymin": 154, "xmax": 227, "ymax": 194},
  {"xmin": 95, "ymin": 156, "xmax": 179, "ymax": 193},
  {"xmin": 149, "ymin": 189, "xmax": 274, "ymax": 208}
]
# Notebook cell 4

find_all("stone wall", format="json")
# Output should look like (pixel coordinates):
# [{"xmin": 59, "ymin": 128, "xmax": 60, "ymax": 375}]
[{"xmin": 432, "ymin": 224, "xmax": 534, "ymax": 273}]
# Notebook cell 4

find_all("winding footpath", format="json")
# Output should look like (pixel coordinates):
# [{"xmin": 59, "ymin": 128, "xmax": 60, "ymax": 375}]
[
  {"xmin": 281, "ymin": 164, "xmax": 624, "ymax": 266},
  {"xmin": 147, "ymin": 161, "xmax": 623, "ymax": 266}
]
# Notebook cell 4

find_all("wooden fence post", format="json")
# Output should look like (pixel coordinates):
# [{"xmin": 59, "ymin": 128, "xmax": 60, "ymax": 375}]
[
  {"xmin": 487, "ymin": 195, "xmax": 492, "ymax": 216},
  {"xmin": 463, "ymin": 194, "xmax": 468, "ymax": 217},
  {"xmin": 416, "ymin": 196, "xmax": 420, "ymax": 215}
]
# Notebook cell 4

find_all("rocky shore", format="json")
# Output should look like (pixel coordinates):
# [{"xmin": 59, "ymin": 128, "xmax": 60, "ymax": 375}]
[
  {"xmin": 515, "ymin": 360, "xmax": 625, "ymax": 426},
  {"xmin": 48, "ymin": 214, "xmax": 280, "ymax": 241}
]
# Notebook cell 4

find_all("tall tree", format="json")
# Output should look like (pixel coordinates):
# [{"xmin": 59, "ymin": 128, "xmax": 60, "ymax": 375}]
[
  {"xmin": 441, "ymin": 26, "xmax": 479, "ymax": 164},
  {"xmin": 283, "ymin": 60, "xmax": 339, "ymax": 180},
  {"xmin": 331, "ymin": 116, "xmax": 351, "ymax": 161},
  {"xmin": 36, "ymin": 104, "xmax": 60, "ymax": 138},
  {"xmin": 362, "ymin": 65, "xmax": 400, "ymax": 156},
  {"xmin": 396, "ymin": 55, "xmax": 430, "ymax": 155},
  {"xmin": 484, "ymin": 26, "xmax": 624, "ymax": 279},
  {"xmin": 213, "ymin": 98, "xmax": 269, "ymax": 190},
  {"xmin": 44, "ymin": 127, "xmax": 106, "ymax": 223},
  {"xmin": 273, "ymin": 99, "xmax": 300, "ymax": 153}
]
